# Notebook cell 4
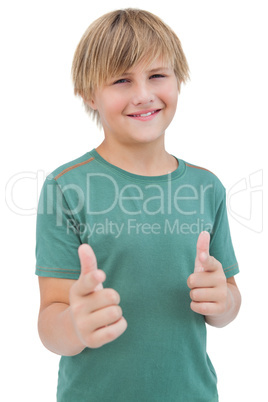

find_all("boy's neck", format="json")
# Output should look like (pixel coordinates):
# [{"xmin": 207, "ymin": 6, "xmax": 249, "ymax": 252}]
[{"xmin": 95, "ymin": 141, "xmax": 178, "ymax": 176}]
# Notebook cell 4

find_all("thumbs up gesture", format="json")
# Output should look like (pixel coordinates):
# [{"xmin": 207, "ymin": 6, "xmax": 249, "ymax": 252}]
[
  {"xmin": 187, "ymin": 231, "xmax": 229, "ymax": 317},
  {"xmin": 69, "ymin": 244, "xmax": 127, "ymax": 349}
]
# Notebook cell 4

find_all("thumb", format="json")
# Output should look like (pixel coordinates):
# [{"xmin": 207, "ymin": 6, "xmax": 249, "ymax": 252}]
[
  {"xmin": 78, "ymin": 243, "xmax": 98, "ymax": 275},
  {"xmin": 78, "ymin": 244, "xmax": 103, "ymax": 290},
  {"xmin": 194, "ymin": 231, "xmax": 210, "ymax": 273}
]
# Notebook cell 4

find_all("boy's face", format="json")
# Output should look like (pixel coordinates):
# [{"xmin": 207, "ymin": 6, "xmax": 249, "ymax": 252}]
[{"xmin": 88, "ymin": 58, "xmax": 179, "ymax": 147}]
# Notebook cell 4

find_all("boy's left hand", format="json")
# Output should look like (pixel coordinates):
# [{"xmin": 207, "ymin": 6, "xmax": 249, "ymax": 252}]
[{"xmin": 187, "ymin": 231, "xmax": 228, "ymax": 317}]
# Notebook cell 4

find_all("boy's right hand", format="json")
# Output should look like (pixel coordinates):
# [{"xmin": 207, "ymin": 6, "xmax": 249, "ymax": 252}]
[{"xmin": 69, "ymin": 244, "xmax": 127, "ymax": 349}]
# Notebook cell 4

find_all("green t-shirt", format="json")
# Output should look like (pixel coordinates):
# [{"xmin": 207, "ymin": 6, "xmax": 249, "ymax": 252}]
[{"xmin": 36, "ymin": 149, "xmax": 239, "ymax": 402}]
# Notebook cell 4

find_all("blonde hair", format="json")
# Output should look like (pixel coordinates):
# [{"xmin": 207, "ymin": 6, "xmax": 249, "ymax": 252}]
[{"xmin": 72, "ymin": 8, "xmax": 190, "ymax": 124}]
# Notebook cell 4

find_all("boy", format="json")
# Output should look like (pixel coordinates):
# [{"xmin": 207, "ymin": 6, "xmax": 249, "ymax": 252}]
[{"xmin": 36, "ymin": 8, "xmax": 241, "ymax": 402}]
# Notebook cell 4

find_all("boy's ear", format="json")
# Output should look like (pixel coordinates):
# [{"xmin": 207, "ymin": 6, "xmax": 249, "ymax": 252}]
[
  {"xmin": 80, "ymin": 92, "xmax": 98, "ymax": 111},
  {"xmin": 83, "ymin": 97, "xmax": 98, "ymax": 111},
  {"xmin": 87, "ymin": 98, "xmax": 98, "ymax": 111}
]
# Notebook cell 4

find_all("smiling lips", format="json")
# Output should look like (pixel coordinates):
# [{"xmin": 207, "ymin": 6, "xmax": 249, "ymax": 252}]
[{"xmin": 127, "ymin": 109, "xmax": 161, "ymax": 121}]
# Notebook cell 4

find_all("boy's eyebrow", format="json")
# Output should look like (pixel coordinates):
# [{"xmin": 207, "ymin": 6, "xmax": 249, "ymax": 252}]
[
  {"xmin": 149, "ymin": 67, "xmax": 171, "ymax": 73},
  {"xmin": 119, "ymin": 66, "xmax": 171, "ymax": 77}
]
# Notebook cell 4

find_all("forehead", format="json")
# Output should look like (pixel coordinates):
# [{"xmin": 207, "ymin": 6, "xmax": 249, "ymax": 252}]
[
  {"xmin": 110, "ymin": 57, "xmax": 173, "ymax": 78},
  {"xmin": 130, "ymin": 58, "xmax": 171, "ymax": 72}
]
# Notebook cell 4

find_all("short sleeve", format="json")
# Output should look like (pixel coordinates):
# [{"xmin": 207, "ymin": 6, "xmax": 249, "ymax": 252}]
[
  {"xmin": 35, "ymin": 176, "xmax": 82, "ymax": 279},
  {"xmin": 210, "ymin": 187, "xmax": 239, "ymax": 278}
]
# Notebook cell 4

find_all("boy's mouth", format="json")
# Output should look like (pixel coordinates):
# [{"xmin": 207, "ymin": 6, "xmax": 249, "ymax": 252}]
[{"xmin": 127, "ymin": 109, "xmax": 161, "ymax": 119}]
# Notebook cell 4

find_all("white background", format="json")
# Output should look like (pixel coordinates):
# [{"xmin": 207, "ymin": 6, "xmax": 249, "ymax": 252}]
[{"xmin": 1, "ymin": 0, "xmax": 267, "ymax": 401}]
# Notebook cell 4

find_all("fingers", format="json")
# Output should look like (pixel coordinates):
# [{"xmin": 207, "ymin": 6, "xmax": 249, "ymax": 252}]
[
  {"xmin": 189, "ymin": 232, "xmax": 228, "ymax": 316},
  {"xmin": 73, "ymin": 288, "xmax": 120, "ymax": 316},
  {"xmin": 190, "ymin": 286, "xmax": 227, "ymax": 304},
  {"xmin": 72, "ymin": 268, "xmax": 105, "ymax": 298},
  {"xmin": 196, "ymin": 231, "xmax": 210, "ymax": 256},
  {"xmin": 78, "ymin": 243, "xmax": 98, "ymax": 275},
  {"xmin": 190, "ymin": 299, "xmax": 227, "ymax": 316},
  {"xmin": 190, "ymin": 301, "xmax": 225, "ymax": 316},
  {"xmin": 70, "ymin": 244, "xmax": 127, "ymax": 349},
  {"xmin": 189, "ymin": 271, "xmax": 228, "ymax": 317},
  {"xmin": 195, "ymin": 232, "xmax": 220, "ymax": 273},
  {"xmin": 201, "ymin": 256, "xmax": 220, "ymax": 272},
  {"xmin": 85, "ymin": 305, "xmax": 124, "ymax": 333},
  {"xmin": 70, "ymin": 287, "xmax": 127, "ymax": 349},
  {"xmin": 194, "ymin": 231, "xmax": 210, "ymax": 273},
  {"xmin": 74, "ymin": 244, "xmax": 105, "ymax": 297},
  {"xmin": 187, "ymin": 271, "xmax": 218, "ymax": 289},
  {"xmin": 189, "ymin": 241, "xmax": 227, "ymax": 317},
  {"xmin": 85, "ymin": 317, "xmax": 128, "ymax": 349}
]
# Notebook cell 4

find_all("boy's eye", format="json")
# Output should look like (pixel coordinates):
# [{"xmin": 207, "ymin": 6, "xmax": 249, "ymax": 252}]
[
  {"xmin": 112, "ymin": 74, "xmax": 165, "ymax": 85},
  {"xmin": 150, "ymin": 74, "xmax": 165, "ymax": 79},
  {"xmin": 113, "ymin": 78, "xmax": 128, "ymax": 85}
]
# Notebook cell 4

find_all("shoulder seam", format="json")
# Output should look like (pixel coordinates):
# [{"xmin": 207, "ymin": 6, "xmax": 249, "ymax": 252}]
[
  {"xmin": 54, "ymin": 157, "xmax": 95, "ymax": 181},
  {"xmin": 185, "ymin": 162, "xmax": 218, "ymax": 177}
]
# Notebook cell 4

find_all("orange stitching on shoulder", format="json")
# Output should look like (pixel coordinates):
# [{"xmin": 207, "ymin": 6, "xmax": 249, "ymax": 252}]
[
  {"xmin": 185, "ymin": 163, "xmax": 213, "ymax": 174},
  {"xmin": 54, "ymin": 157, "xmax": 95, "ymax": 180}
]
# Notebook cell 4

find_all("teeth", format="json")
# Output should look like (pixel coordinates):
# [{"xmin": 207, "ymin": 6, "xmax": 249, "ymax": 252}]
[
  {"xmin": 133, "ymin": 110, "xmax": 157, "ymax": 117},
  {"xmin": 140, "ymin": 111, "xmax": 153, "ymax": 117}
]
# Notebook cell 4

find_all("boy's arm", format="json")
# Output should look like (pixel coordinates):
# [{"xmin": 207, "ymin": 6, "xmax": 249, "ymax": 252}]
[
  {"xmin": 38, "ymin": 277, "xmax": 84, "ymax": 356},
  {"xmin": 187, "ymin": 231, "xmax": 241, "ymax": 328},
  {"xmin": 38, "ymin": 245, "xmax": 127, "ymax": 356}
]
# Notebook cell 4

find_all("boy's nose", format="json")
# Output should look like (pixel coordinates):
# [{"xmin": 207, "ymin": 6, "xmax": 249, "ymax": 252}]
[{"xmin": 131, "ymin": 83, "xmax": 155, "ymax": 106}]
